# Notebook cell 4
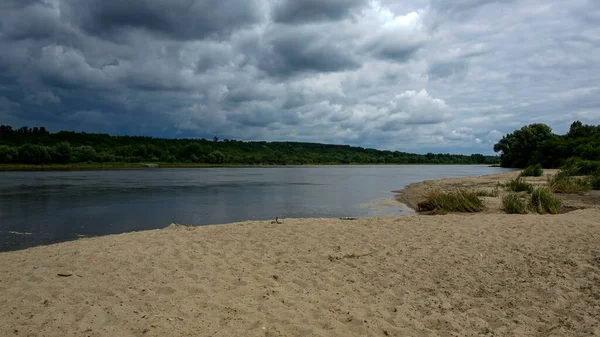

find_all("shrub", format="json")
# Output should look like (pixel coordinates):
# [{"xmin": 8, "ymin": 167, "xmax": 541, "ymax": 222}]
[
  {"xmin": 418, "ymin": 190, "xmax": 485, "ymax": 213},
  {"xmin": 530, "ymin": 188, "xmax": 562, "ymax": 214},
  {"xmin": 548, "ymin": 172, "xmax": 591, "ymax": 194},
  {"xmin": 504, "ymin": 177, "xmax": 533, "ymax": 193},
  {"xmin": 561, "ymin": 158, "xmax": 600, "ymax": 176},
  {"xmin": 520, "ymin": 164, "xmax": 543, "ymax": 177},
  {"xmin": 589, "ymin": 175, "xmax": 600, "ymax": 190},
  {"xmin": 502, "ymin": 193, "xmax": 528, "ymax": 214}
]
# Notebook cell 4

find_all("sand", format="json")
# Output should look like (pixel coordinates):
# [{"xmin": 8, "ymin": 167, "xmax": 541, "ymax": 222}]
[{"xmin": 2, "ymin": 173, "xmax": 600, "ymax": 336}]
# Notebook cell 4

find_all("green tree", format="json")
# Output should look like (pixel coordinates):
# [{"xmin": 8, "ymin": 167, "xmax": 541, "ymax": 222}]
[
  {"xmin": 0, "ymin": 145, "xmax": 17, "ymax": 163},
  {"xmin": 0, "ymin": 124, "xmax": 506, "ymax": 166},
  {"xmin": 53, "ymin": 142, "xmax": 73, "ymax": 163},
  {"xmin": 493, "ymin": 124, "xmax": 555, "ymax": 168},
  {"xmin": 179, "ymin": 143, "xmax": 209, "ymax": 162},
  {"xmin": 207, "ymin": 150, "xmax": 225, "ymax": 164},
  {"xmin": 73, "ymin": 146, "xmax": 97, "ymax": 162},
  {"xmin": 18, "ymin": 144, "xmax": 52, "ymax": 164}
]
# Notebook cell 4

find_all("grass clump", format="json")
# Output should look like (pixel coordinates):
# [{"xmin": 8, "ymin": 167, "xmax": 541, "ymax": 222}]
[
  {"xmin": 418, "ymin": 190, "xmax": 485, "ymax": 213},
  {"xmin": 502, "ymin": 193, "xmax": 528, "ymax": 214},
  {"xmin": 530, "ymin": 188, "xmax": 562, "ymax": 214},
  {"xmin": 519, "ymin": 164, "xmax": 543, "ymax": 177},
  {"xmin": 473, "ymin": 187, "xmax": 499, "ymax": 197},
  {"xmin": 504, "ymin": 177, "xmax": 533, "ymax": 193},
  {"xmin": 548, "ymin": 171, "xmax": 591, "ymax": 194}
]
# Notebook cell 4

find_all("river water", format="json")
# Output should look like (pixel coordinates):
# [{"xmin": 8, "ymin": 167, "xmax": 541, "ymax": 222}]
[{"xmin": 0, "ymin": 165, "xmax": 513, "ymax": 251}]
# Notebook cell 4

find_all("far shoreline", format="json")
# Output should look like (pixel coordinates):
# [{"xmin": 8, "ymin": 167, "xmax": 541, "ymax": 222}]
[{"xmin": 0, "ymin": 162, "xmax": 502, "ymax": 171}]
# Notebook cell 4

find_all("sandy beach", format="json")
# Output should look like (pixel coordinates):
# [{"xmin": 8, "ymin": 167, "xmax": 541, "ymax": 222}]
[{"xmin": 2, "ymin": 172, "xmax": 600, "ymax": 336}]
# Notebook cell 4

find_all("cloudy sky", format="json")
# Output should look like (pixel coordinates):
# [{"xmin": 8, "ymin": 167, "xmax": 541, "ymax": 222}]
[{"xmin": 1, "ymin": 0, "xmax": 599, "ymax": 154}]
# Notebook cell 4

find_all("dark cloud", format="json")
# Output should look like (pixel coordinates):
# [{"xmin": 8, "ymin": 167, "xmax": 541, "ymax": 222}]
[
  {"xmin": 1, "ymin": 2, "xmax": 63, "ymax": 41},
  {"xmin": 224, "ymin": 86, "xmax": 278, "ymax": 105},
  {"xmin": 62, "ymin": 0, "xmax": 266, "ymax": 40},
  {"xmin": 430, "ymin": 0, "xmax": 516, "ymax": 16},
  {"xmin": 1, "ymin": 0, "xmax": 599, "ymax": 154},
  {"xmin": 367, "ymin": 39, "xmax": 423, "ymax": 62},
  {"xmin": 258, "ymin": 26, "xmax": 361, "ymax": 76},
  {"xmin": 272, "ymin": 0, "xmax": 368, "ymax": 24},
  {"xmin": 194, "ymin": 43, "xmax": 235, "ymax": 73},
  {"xmin": 428, "ymin": 60, "xmax": 468, "ymax": 79}
]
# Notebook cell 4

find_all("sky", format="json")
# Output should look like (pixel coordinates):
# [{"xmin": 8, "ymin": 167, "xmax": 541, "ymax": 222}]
[{"xmin": 1, "ymin": 0, "xmax": 599, "ymax": 154}]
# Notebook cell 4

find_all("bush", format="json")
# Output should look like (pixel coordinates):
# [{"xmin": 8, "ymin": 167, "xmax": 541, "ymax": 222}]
[
  {"xmin": 418, "ymin": 190, "xmax": 485, "ymax": 213},
  {"xmin": 530, "ymin": 188, "xmax": 562, "ymax": 214},
  {"xmin": 561, "ymin": 158, "xmax": 600, "ymax": 176},
  {"xmin": 589, "ymin": 175, "xmax": 600, "ymax": 190},
  {"xmin": 549, "ymin": 172, "xmax": 591, "ymax": 193},
  {"xmin": 520, "ymin": 164, "xmax": 543, "ymax": 177},
  {"xmin": 502, "ymin": 193, "xmax": 528, "ymax": 214},
  {"xmin": 504, "ymin": 177, "xmax": 533, "ymax": 193}
]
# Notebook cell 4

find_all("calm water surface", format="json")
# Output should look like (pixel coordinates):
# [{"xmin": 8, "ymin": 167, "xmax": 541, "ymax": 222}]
[{"xmin": 0, "ymin": 165, "xmax": 513, "ymax": 251}]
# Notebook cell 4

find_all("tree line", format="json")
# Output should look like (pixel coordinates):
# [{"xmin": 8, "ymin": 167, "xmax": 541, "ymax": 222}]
[
  {"xmin": 0, "ymin": 125, "xmax": 498, "ymax": 166},
  {"xmin": 494, "ymin": 121, "xmax": 600, "ymax": 168}
]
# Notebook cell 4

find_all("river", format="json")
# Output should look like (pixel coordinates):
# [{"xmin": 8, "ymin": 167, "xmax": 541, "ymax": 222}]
[{"xmin": 0, "ymin": 165, "xmax": 513, "ymax": 251}]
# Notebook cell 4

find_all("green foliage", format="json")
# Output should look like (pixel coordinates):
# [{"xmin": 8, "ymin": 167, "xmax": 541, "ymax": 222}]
[
  {"xmin": 502, "ymin": 193, "xmax": 528, "ymax": 214},
  {"xmin": 73, "ymin": 146, "xmax": 97, "ymax": 162},
  {"xmin": 493, "ymin": 123, "xmax": 554, "ymax": 168},
  {"xmin": 0, "ymin": 145, "xmax": 17, "ymax": 163},
  {"xmin": 17, "ymin": 144, "xmax": 52, "ymax": 164},
  {"xmin": 548, "ymin": 172, "xmax": 591, "ymax": 194},
  {"xmin": 520, "ymin": 164, "xmax": 543, "ymax": 177},
  {"xmin": 52, "ymin": 142, "xmax": 73, "ymax": 164},
  {"xmin": 0, "ymin": 124, "xmax": 501, "ymax": 166},
  {"xmin": 504, "ymin": 177, "xmax": 533, "ymax": 193},
  {"xmin": 417, "ymin": 190, "xmax": 485, "ymax": 213},
  {"xmin": 207, "ymin": 150, "xmax": 225, "ymax": 164},
  {"xmin": 495, "ymin": 121, "xmax": 600, "ymax": 168},
  {"xmin": 560, "ymin": 158, "xmax": 600, "ymax": 176},
  {"xmin": 530, "ymin": 188, "xmax": 562, "ymax": 214},
  {"xmin": 589, "ymin": 175, "xmax": 600, "ymax": 190}
]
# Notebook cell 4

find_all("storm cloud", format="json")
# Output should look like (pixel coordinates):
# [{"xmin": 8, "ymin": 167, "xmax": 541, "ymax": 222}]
[{"xmin": 1, "ymin": 0, "xmax": 599, "ymax": 153}]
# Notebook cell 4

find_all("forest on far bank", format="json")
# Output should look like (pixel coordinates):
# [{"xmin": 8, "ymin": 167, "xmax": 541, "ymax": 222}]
[
  {"xmin": 494, "ymin": 121, "xmax": 600, "ymax": 168},
  {"xmin": 0, "ymin": 125, "xmax": 498, "ymax": 166}
]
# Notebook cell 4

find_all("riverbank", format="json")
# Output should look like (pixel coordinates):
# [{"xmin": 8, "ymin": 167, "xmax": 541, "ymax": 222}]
[
  {"xmin": 394, "ymin": 169, "xmax": 600, "ymax": 213},
  {"xmin": 2, "ymin": 212, "xmax": 600, "ymax": 336}
]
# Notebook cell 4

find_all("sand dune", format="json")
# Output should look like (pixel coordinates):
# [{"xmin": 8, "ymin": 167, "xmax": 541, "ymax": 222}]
[{"xmin": 2, "ymin": 206, "xmax": 600, "ymax": 336}]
